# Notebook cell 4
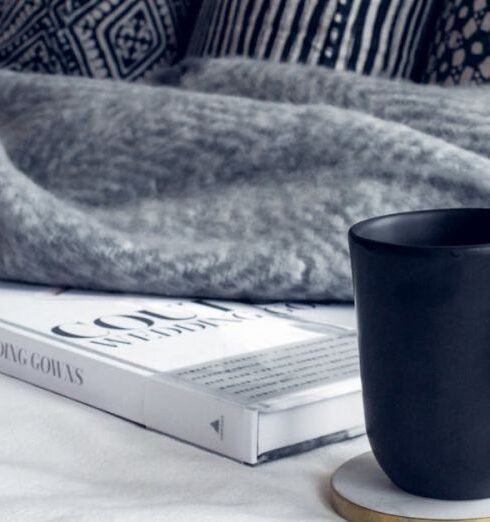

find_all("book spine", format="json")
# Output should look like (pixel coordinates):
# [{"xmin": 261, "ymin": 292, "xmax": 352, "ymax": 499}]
[
  {"xmin": 0, "ymin": 324, "xmax": 258, "ymax": 464},
  {"xmin": 144, "ymin": 378, "xmax": 258, "ymax": 463},
  {"xmin": 0, "ymin": 323, "xmax": 148, "ymax": 423}
]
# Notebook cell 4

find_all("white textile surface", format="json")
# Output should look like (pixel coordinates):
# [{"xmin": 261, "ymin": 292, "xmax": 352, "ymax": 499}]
[{"xmin": 0, "ymin": 373, "xmax": 369, "ymax": 521}]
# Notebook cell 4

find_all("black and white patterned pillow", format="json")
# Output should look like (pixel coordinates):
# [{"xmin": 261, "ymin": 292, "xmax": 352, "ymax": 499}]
[
  {"xmin": 187, "ymin": 0, "xmax": 435, "ymax": 79},
  {"xmin": 425, "ymin": 0, "xmax": 490, "ymax": 85},
  {"xmin": 0, "ymin": 0, "xmax": 200, "ymax": 81}
]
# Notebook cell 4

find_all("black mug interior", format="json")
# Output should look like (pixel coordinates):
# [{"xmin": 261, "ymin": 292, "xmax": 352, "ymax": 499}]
[{"xmin": 351, "ymin": 208, "xmax": 490, "ymax": 248}]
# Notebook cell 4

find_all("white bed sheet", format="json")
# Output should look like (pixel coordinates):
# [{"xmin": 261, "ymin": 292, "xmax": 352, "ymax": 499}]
[{"xmin": 0, "ymin": 372, "xmax": 369, "ymax": 521}]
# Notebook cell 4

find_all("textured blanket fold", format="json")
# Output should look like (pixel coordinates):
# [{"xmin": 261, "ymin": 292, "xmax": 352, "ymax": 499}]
[{"xmin": 1, "ymin": 58, "xmax": 489, "ymax": 300}]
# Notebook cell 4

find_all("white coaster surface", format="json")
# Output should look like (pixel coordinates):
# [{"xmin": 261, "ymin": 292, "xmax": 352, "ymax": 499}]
[{"xmin": 331, "ymin": 452, "xmax": 490, "ymax": 520}]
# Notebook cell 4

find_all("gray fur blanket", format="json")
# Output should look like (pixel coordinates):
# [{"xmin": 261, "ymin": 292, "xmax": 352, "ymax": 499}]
[{"xmin": 1, "ymin": 58, "xmax": 489, "ymax": 301}]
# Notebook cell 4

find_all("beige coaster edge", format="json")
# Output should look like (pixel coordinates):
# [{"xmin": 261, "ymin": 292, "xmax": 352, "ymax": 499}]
[{"xmin": 330, "ymin": 483, "xmax": 490, "ymax": 522}]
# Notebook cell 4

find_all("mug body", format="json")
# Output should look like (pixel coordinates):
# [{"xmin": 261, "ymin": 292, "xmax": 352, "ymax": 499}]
[{"xmin": 349, "ymin": 208, "xmax": 490, "ymax": 500}]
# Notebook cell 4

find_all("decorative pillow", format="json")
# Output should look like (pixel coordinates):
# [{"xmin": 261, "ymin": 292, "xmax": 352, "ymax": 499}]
[
  {"xmin": 0, "ymin": 0, "xmax": 200, "ymax": 81},
  {"xmin": 424, "ymin": 0, "xmax": 490, "ymax": 85},
  {"xmin": 187, "ymin": 0, "xmax": 435, "ymax": 79}
]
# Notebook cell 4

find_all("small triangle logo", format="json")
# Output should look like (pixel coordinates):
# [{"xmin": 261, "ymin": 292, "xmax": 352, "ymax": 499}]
[{"xmin": 210, "ymin": 419, "xmax": 220, "ymax": 434}]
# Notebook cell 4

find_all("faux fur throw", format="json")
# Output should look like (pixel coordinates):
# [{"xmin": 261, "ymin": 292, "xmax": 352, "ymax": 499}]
[{"xmin": 1, "ymin": 58, "xmax": 490, "ymax": 301}]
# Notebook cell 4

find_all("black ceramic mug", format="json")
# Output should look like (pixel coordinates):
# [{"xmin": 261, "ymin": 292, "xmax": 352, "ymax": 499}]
[{"xmin": 349, "ymin": 208, "xmax": 490, "ymax": 500}]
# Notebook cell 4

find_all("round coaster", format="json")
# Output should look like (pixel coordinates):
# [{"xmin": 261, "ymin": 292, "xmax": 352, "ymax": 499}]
[{"xmin": 330, "ymin": 452, "xmax": 490, "ymax": 522}]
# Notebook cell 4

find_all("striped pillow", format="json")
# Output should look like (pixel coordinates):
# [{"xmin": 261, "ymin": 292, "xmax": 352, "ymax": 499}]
[{"xmin": 187, "ymin": 0, "xmax": 434, "ymax": 79}]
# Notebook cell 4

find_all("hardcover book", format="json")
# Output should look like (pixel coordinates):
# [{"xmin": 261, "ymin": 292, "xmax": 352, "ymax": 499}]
[{"xmin": 0, "ymin": 282, "xmax": 364, "ymax": 464}]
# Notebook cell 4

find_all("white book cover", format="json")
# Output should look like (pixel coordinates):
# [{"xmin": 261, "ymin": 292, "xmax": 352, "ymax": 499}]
[{"xmin": 0, "ymin": 282, "xmax": 363, "ymax": 464}]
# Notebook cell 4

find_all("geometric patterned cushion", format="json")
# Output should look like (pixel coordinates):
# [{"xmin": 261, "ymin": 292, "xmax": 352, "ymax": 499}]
[
  {"xmin": 187, "ymin": 0, "xmax": 435, "ymax": 80},
  {"xmin": 424, "ymin": 0, "xmax": 490, "ymax": 85},
  {"xmin": 0, "ymin": 0, "xmax": 200, "ymax": 81}
]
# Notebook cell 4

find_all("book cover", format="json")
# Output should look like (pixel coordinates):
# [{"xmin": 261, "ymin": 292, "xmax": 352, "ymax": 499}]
[{"xmin": 0, "ymin": 282, "xmax": 363, "ymax": 463}]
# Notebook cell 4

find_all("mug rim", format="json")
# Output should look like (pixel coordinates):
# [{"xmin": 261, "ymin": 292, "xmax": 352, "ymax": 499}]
[{"xmin": 349, "ymin": 208, "xmax": 490, "ymax": 251}]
